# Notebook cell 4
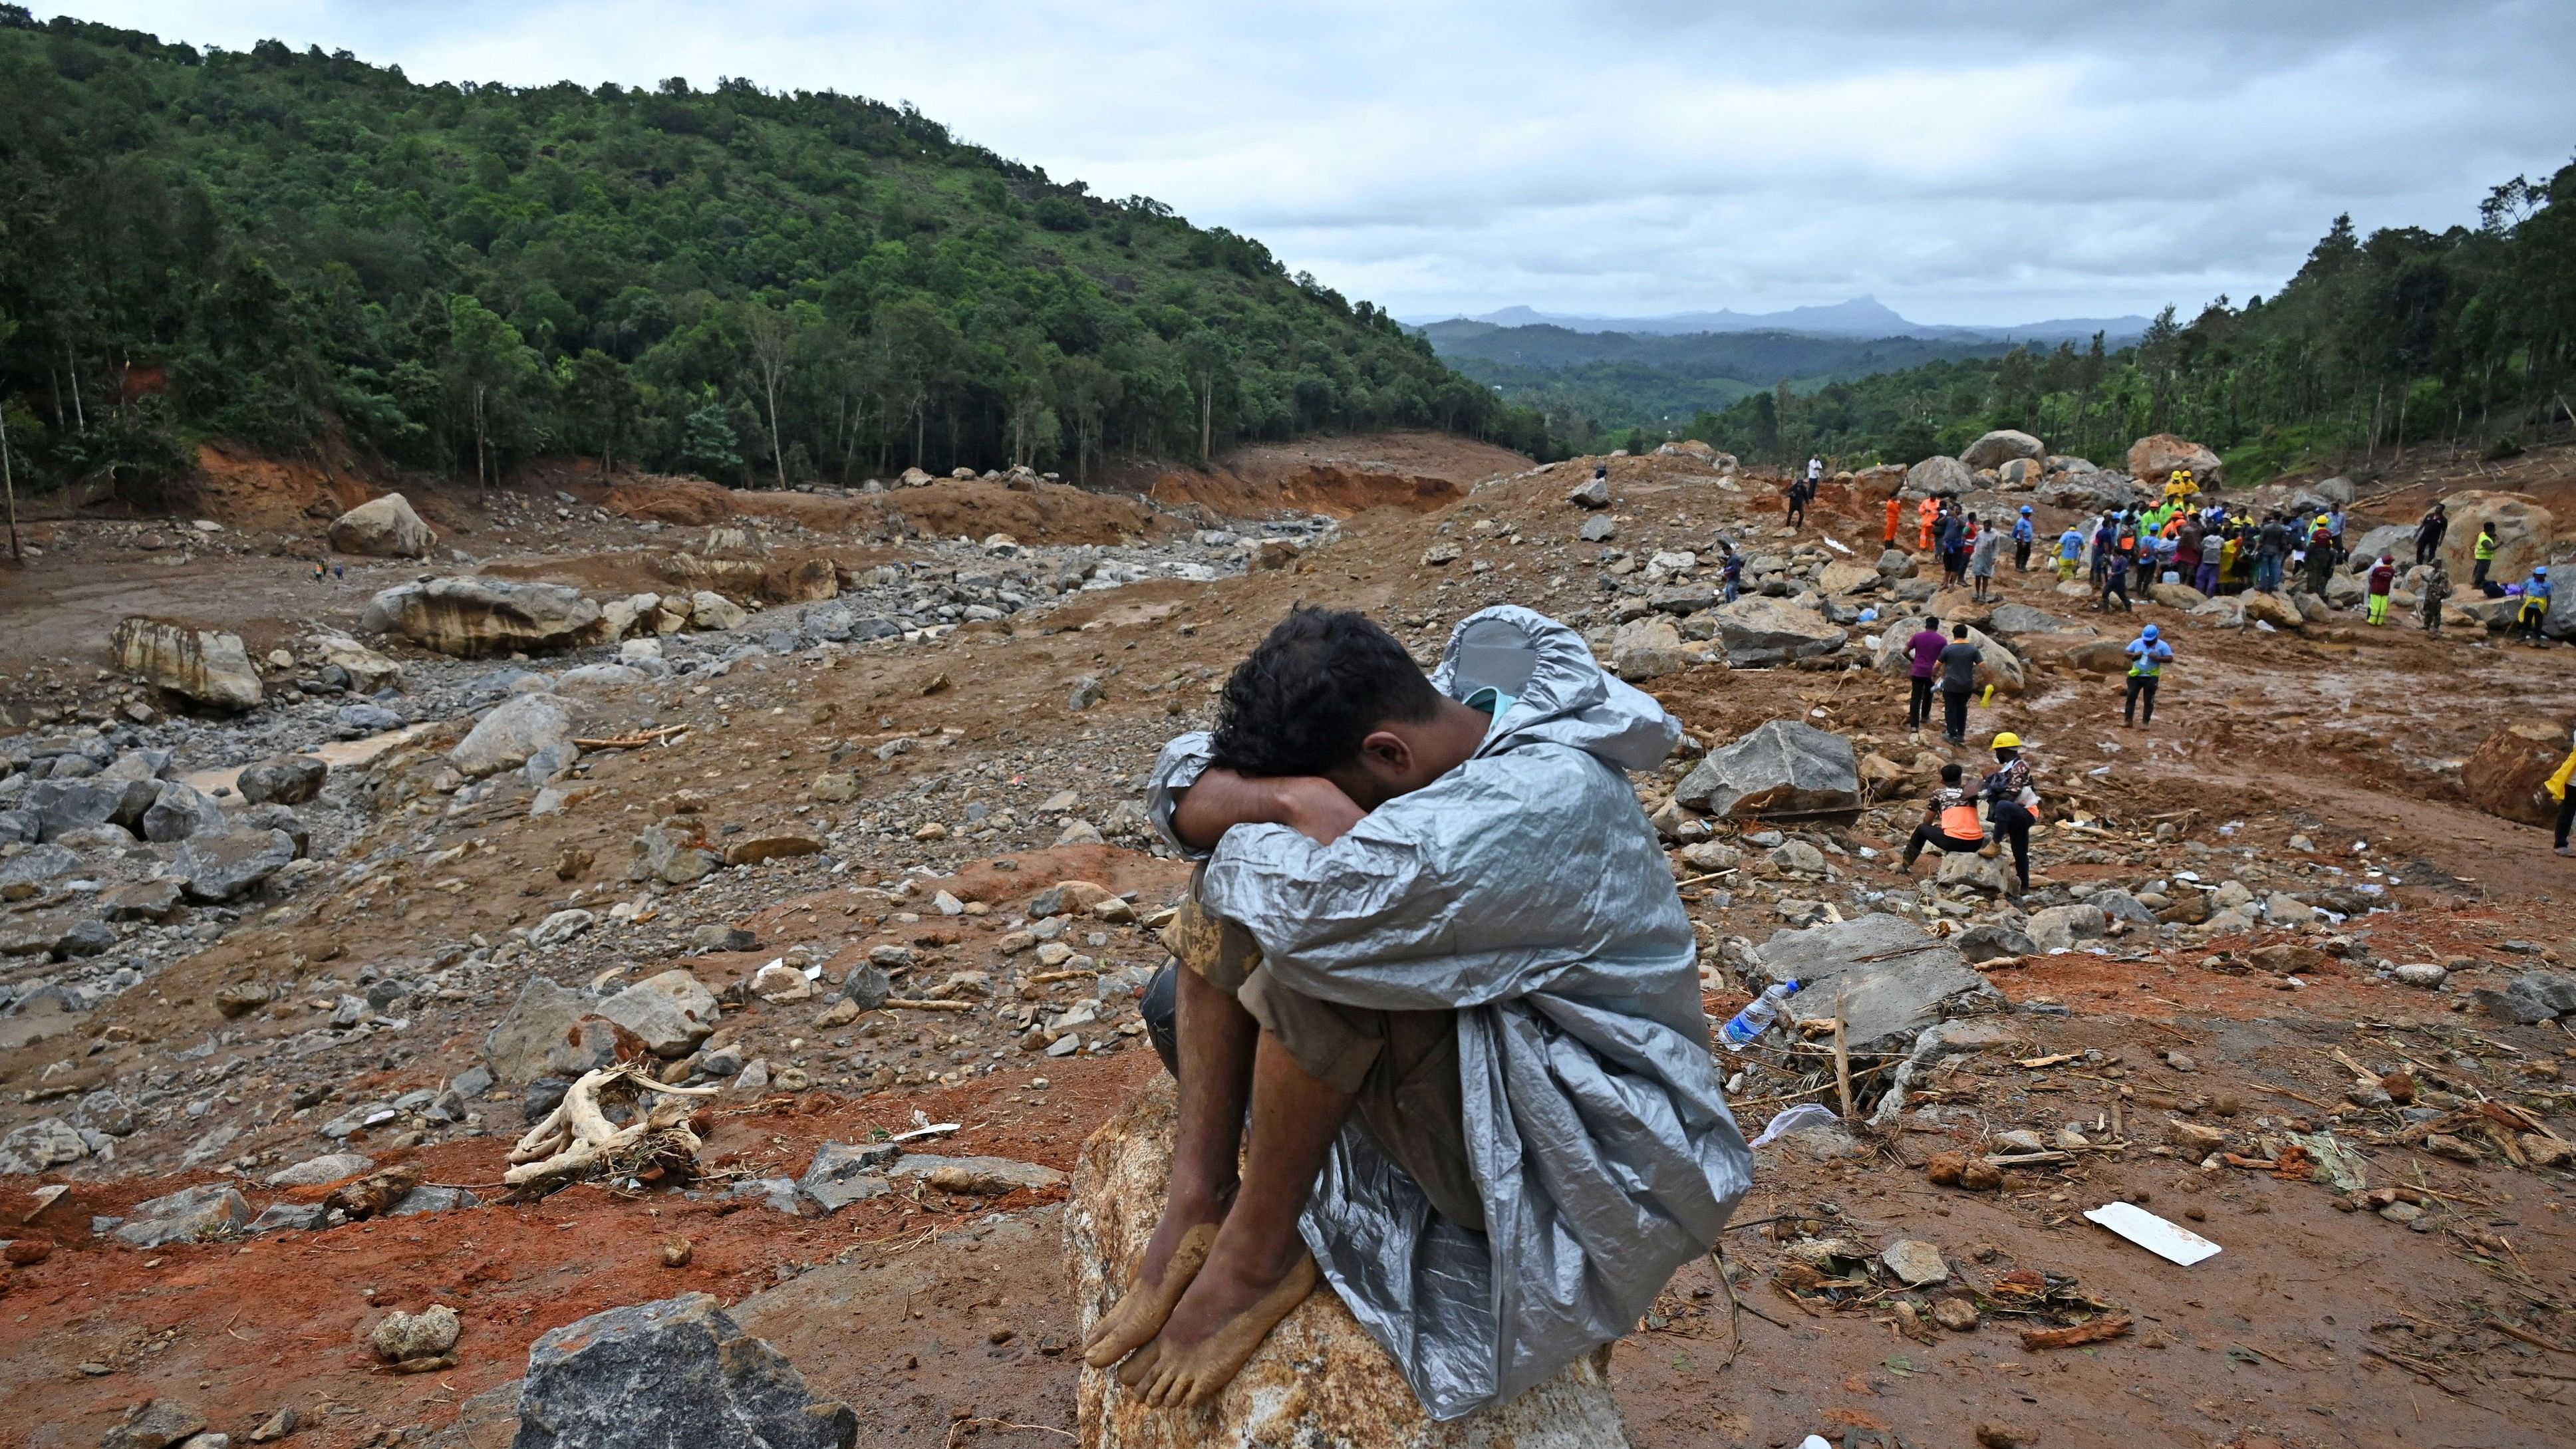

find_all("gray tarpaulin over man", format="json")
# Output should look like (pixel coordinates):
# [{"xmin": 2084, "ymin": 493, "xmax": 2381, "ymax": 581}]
[{"xmin": 1147, "ymin": 604, "xmax": 1753, "ymax": 1418}]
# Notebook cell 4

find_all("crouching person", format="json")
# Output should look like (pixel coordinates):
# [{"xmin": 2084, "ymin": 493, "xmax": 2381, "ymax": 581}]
[{"xmin": 1095, "ymin": 605, "xmax": 1751, "ymax": 1418}]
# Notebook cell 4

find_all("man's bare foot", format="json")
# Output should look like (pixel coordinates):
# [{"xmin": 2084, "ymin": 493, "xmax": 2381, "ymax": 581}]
[
  {"xmin": 1083, "ymin": 1214, "xmax": 1221, "ymax": 1369},
  {"xmin": 1119, "ymin": 1247, "xmax": 1320, "ymax": 1408}
]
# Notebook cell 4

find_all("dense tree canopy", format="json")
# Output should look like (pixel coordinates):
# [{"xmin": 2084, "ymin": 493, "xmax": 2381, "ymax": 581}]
[
  {"xmin": 0, "ymin": 8, "xmax": 1552, "ymax": 507},
  {"xmin": 1673, "ymin": 160, "xmax": 2576, "ymax": 480}
]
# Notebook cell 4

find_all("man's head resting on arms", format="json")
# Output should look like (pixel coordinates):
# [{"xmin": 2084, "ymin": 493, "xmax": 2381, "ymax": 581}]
[{"xmin": 1208, "ymin": 607, "xmax": 1493, "ymax": 812}]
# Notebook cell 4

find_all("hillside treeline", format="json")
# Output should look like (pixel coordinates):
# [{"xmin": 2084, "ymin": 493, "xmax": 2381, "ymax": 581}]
[
  {"xmin": 1676, "ymin": 160, "xmax": 2576, "ymax": 479},
  {"xmin": 0, "ymin": 9, "xmax": 1550, "ymax": 507}
]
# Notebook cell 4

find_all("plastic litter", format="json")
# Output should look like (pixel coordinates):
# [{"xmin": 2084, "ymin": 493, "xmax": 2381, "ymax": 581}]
[
  {"xmin": 1747, "ymin": 1103, "xmax": 1842, "ymax": 1150},
  {"xmin": 1721, "ymin": 978, "xmax": 1802, "ymax": 1050},
  {"xmin": 2083, "ymin": 1200, "xmax": 2222, "ymax": 1265}
]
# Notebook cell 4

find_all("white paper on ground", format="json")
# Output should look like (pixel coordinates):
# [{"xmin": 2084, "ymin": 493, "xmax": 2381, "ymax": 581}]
[{"xmin": 2084, "ymin": 1200, "xmax": 2222, "ymax": 1265}]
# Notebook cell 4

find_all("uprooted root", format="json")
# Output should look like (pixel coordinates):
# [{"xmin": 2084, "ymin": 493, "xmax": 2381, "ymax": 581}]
[{"xmin": 506, "ymin": 1065, "xmax": 717, "ymax": 1194}]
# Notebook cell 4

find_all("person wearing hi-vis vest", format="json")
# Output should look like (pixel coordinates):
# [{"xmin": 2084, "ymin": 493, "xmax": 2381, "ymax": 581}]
[
  {"xmin": 1900, "ymin": 763, "xmax": 1986, "ymax": 872},
  {"xmin": 2473, "ymin": 521, "xmax": 2499, "ymax": 590},
  {"xmin": 2124, "ymin": 623, "xmax": 2174, "ymax": 728},
  {"xmin": 2547, "ymin": 729, "xmax": 2576, "ymax": 857}
]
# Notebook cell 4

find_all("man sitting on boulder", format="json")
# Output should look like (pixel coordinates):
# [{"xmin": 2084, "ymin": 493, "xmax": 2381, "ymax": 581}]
[{"xmin": 1089, "ymin": 605, "xmax": 1750, "ymax": 1418}]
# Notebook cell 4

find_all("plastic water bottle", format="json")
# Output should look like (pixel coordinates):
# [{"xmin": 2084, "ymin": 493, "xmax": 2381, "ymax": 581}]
[{"xmin": 1719, "ymin": 980, "xmax": 1801, "ymax": 1051}]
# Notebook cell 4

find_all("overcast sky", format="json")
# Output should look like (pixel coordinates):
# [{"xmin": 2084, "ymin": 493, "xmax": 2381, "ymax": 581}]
[{"xmin": 55, "ymin": 1, "xmax": 2576, "ymax": 325}]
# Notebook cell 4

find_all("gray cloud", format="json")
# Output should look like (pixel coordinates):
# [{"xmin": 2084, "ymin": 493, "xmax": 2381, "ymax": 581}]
[{"xmin": 59, "ymin": 1, "xmax": 2576, "ymax": 324}]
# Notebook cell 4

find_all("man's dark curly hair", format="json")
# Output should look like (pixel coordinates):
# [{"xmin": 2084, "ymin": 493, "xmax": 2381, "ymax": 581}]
[{"xmin": 1208, "ymin": 608, "xmax": 1441, "ymax": 777}]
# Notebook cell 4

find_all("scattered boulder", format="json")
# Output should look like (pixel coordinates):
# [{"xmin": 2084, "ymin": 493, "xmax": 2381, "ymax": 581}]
[
  {"xmin": 511, "ymin": 1293, "xmax": 857, "ymax": 1449},
  {"xmin": 2463, "ymin": 720, "xmax": 2568, "ymax": 827},
  {"xmin": 2474, "ymin": 970, "xmax": 2576, "ymax": 1025},
  {"xmin": 26, "ymin": 776, "xmax": 158, "ymax": 841},
  {"xmin": 483, "ymin": 978, "xmax": 602, "ymax": 1087},
  {"xmin": 173, "ymin": 829, "xmax": 297, "ymax": 902},
  {"xmin": 1960, "ymin": 430, "xmax": 2044, "ymax": 470},
  {"xmin": 328, "ymin": 493, "xmax": 438, "ymax": 558},
  {"xmin": 98, "ymin": 1400, "xmax": 209, "ymax": 1449},
  {"xmin": 1880, "ymin": 1239, "xmax": 1951, "ymax": 1287},
  {"xmin": 1568, "ymin": 478, "xmax": 1610, "ymax": 509},
  {"xmin": 110, "ymin": 618, "xmax": 264, "ymax": 712},
  {"xmin": 1068, "ymin": 1080, "xmax": 1634, "ymax": 1448},
  {"xmin": 112, "ymin": 1183, "xmax": 251, "ymax": 1248},
  {"xmin": 2126, "ymin": 434, "xmax": 2222, "ymax": 489},
  {"xmin": 310, "ymin": 631, "xmax": 404, "ymax": 693},
  {"xmin": 597, "ymin": 971, "xmax": 720, "ymax": 1057},
  {"xmin": 1709, "ymin": 596, "xmax": 1846, "ymax": 666},
  {"xmin": 139, "ymin": 781, "xmax": 230, "ymax": 843},
  {"xmin": 637, "ymin": 820, "xmax": 720, "ymax": 885},
  {"xmin": 370, "ymin": 1303, "xmax": 462, "ymax": 1363},
  {"xmin": 1750, "ymin": 913, "xmax": 1989, "ymax": 1047},
  {"xmin": 1578, "ymin": 513, "xmax": 1616, "ymax": 543},
  {"xmin": 2243, "ymin": 591, "xmax": 2305, "ymax": 630},
  {"xmin": 2436, "ymin": 489, "xmax": 2553, "ymax": 587},
  {"xmin": 887, "ymin": 1153, "xmax": 1068, "ymax": 1195},
  {"xmin": 2063, "ymin": 638, "xmax": 2130, "ymax": 674},
  {"xmin": 2025, "ymin": 902, "xmax": 2108, "ymax": 952},
  {"xmin": 450, "ymin": 694, "xmax": 579, "ymax": 779},
  {"xmin": 1609, "ymin": 615, "xmax": 1688, "ymax": 682},
  {"xmin": 360, "ymin": 577, "xmax": 603, "ymax": 657},
  {"xmin": 724, "ymin": 833, "xmax": 824, "ymax": 866},
  {"xmin": 265, "ymin": 1152, "xmax": 376, "ymax": 1188},
  {"xmin": 1905, "ymin": 456, "xmax": 1974, "ymax": 498},
  {"xmin": 238, "ymin": 754, "xmax": 329, "ymax": 806},
  {"xmin": 1674, "ymin": 720, "xmax": 1861, "ymax": 820},
  {"xmin": 1872, "ymin": 624, "xmax": 2022, "ymax": 694},
  {"xmin": 1936, "ymin": 850, "xmax": 2018, "ymax": 895}
]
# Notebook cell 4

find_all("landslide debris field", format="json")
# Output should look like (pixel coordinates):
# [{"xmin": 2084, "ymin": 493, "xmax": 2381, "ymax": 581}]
[{"xmin": 5, "ymin": 432, "xmax": 2576, "ymax": 1449}]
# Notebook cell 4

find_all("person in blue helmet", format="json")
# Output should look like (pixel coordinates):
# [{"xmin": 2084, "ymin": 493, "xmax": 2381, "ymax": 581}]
[
  {"xmin": 2012, "ymin": 505, "xmax": 2037, "ymax": 572},
  {"xmin": 2513, "ymin": 565, "xmax": 2553, "ymax": 644},
  {"xmin": 2124, "ymin": 622, "xmax": 2174, "ymax": 727}
]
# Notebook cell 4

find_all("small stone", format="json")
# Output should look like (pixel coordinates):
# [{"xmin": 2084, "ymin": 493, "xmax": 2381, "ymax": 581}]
[
  {"xmin": 2379, "ymin": 1200, "xmax": 2422, "ymax": 1224},
  {"xmin": 1973, "ymin": 1422, "xmax": 2027, "ymax": 1449},
  {"xmin": 368, "ymin": 1303, "xmax": 461, "ymax": 1362},
  {"xmin": 1932, "ymin": 1299, "xmax": 1981, "ymax": 1331},
  {"xmin": 750, "ymin": 962, "xmax": 812, "ymax": 1002},
  {"xmin": 245, "ymin": 1408, "xmax": 298, "ymax": 1444},
  {"xmin": 2162, "ymin": 1051, "xmax": 2197, "ymax": 1073},
  {"xmin": 662, "ymin": 1238, "xmax": 693, "ymax": 1267},
  {"xmin": 690, "ymin": 925, "xmax": 758, "ymax": 952},
  {"xmin": 1880, "ymin": 1238, "xmax": 1949, "ymax": 1286},
  {"xmin": 100, "ymin": 1399, "xmax": 207, "ymax": 1449}
]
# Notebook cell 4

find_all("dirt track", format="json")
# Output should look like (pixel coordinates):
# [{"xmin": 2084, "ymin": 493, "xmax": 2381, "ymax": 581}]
[{"xmin": 5, "ymin": 436, "xmax": 2576, "ymax": 1448}]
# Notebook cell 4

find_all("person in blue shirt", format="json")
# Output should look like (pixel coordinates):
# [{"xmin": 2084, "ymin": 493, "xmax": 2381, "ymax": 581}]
[
  {"xmin": 2012, "ymin": 506, "xmax": 2036, "ymax": 572},
  {"xmin": 1718, "ymin": 540, "xmax": 1745, "ymax": 604},
  {"xmin": 2514, "ymin": 565, "xmax": 2553, "ymax": 643},
  {"xmin": 2089, "ymin": 515, "xmax": 2116, "ymax": 587},
  {"xmin": 2056, "ymin": 525, "xmax": 2084, "ymax": 582},
  {"xmin": 2124, "ymin": 623, "xmax": 2174, "ymax": 727}
]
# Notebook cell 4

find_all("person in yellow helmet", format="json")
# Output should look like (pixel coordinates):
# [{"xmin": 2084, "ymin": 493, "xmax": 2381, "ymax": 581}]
[
  {"xmin": 2162, "ymin": 467, "xmax": 2199, "ymax": 507},
  {"xmin": 2549, "ymin": 727, "xmax": 2576, "ymax": 856},
  {"xmin": 1977, "ymin": 732, "xmax": 2039, "ymax": 890}
]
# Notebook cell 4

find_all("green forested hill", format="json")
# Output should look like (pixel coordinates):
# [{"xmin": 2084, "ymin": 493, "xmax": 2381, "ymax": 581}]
[
  {"xmin": 1671, "ymin": 162, "xmax": 2576, "ymax": 480},
  {"xmin": 0, "ymin": 8, "xmax": 1548, "ymax": 505}
]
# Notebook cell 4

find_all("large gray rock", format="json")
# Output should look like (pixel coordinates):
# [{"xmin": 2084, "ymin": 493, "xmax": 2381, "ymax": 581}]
[
  {"xmin": 311, "ymin": 630, "xmax": 406, "ymax": 693},
  {"xmin": 451, "ymin": 694, "xmax": 579, "ymax": 779},
  {"xmin": 1984, "ymin": 602, "xmax": 2073, "ymax": 638},
  {"xmin": 361, "ymin": 577, "xmax": 603, "ymax": 658},
  {"xmin": 1708, "ymin": 596, "xmax": 1846, "ymax": 666},
  {"xmin": 0, "ymin": 843, "xmax": 78, "ymax": 889},
  {"xmin": 1960, "ymin": 430, "xmax": 2045, "ymax": 470},
  {"xmin": 173, "ymin": 829, "xmax": 298, "ymax": 902},
  {"xmin": 1751, "ymin": 913, "xmax": 1990, "ymax": 1048},
  {"xmin": 483, "ymin": 978, "xmax": 605, "ymax": 1087},
  {"xmin": 1904, "ymin": 456, "xmax": 1975, "ymax": 497},
  {"xmin": 597, "ymin": 970, "xmax": 721, "ymax": 1058},
  {"xmin": 1872, "ymin": 623, "xmax": 2024, "ymax": 694},
  {"xmin": 0, "ymin": 1117, "xmax": 88, "ymax": 1171},
  {"xmin": 265, "ymin": 1152, "xmax": 377, "ymax": 1188},
  {"xmin": 329, "ymin": 492, "xmax": 438, "ymax": 558},
  {"xmin": 140, "ymin": 781, "xmax": 231, "ymax": 843},
  {"xmin": 26, "ymin": 776, "xmax": 158, "ymax": 841},
  {"xmin": 799, "ymin": 1141, "xmax": 897, "ymax": 1212},
  {"xmin": 239, "ymin": 754, "xmax": 329, "ymax": 805},
  {"xmin": 110, "ymin": 617, "xmax": 265, "ymax": 712},
  {"xmin": 1675, "ymin": 720, "xmax": 1861, "ymax": 820},
  {"xmin": 510, "ymin": 1293, "xmax": 856, "ymax": 1449},
  {"xmin": 2026, "ymin": 902, "xmax": 2110, "ymax": 952},
  {"xmin": 113, "ymin": 1183, "xmax": 253, "ymax": 1247},
  {"xmin": 2475, "ymin": 970, "xmax": 2576, "ymax": 1025}
]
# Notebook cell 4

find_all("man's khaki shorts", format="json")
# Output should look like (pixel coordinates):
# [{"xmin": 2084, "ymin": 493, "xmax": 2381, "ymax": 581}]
[{"xmin": 1161, "ymin": 895, "xmax": 1483, "ymax": 1230}]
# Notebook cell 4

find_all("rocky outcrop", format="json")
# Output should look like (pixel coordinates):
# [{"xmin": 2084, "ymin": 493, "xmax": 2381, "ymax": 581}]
[
  {"xmin": 2464, "ymin": 720, "xmax": 2569, "ymax": 827},
  {"xmin": 1871, "ymin": 624, "xmax": 2024, "ymax": 694},
  {"xmin": 174, "ymin": 828, "xmax": 297, "ymax": 902},
  {"xmin": 2126, "ymin": 434, "xmax": 2222, "ymax": 488},
  {"xmin": 1959, "ymin": 430, "xmax": 2044, "ymax": 470},
  {"xmin": 511, "ymin": 1293, "xmax": 855, "ymax": 1449},
  {"xmin": 360, "ymin": 577, "xmax": 603, "ymax": 657},
  {"xmin": 1608, "ymin": 616, "xmax": 1687, "ymax": 682},
  {"xmin": 1068, "ymin": 1081, "xmax": 1634, "ymax": 1449},
  {"xmin": 1707, "ymin": 596, "xmax": 1845, "ymax": 666},
  {"xmin": 110, "ymin": 617, "xmax": 264, "ymax": 712},
  {"xmin": 239, "ymin": 754, "xmax": 329, "ymax": 805},
  {"xmin": 449, "ymin": 694, "xmax": 580, "ymax": 779},
  {"xmin": 328, "ymin": 493, "xmax": 438, "ymax": 558},
  {"xmin": 1673, "ymin": 720, "xmax": 1861, "ymax": 820}
]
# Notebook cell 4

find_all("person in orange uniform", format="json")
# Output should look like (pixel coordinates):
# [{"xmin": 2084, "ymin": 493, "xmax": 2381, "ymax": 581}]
[
  {"xmin": 1916, "ymin": 494, "xmax": 1939, "ymax": 553},
  {"xmin": 1884, "ymin": 495, "xmax": 1902, "ymax": 551}
]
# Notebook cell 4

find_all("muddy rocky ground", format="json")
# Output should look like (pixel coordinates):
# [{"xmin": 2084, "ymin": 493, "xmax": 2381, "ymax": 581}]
[{"xmin": 3, "ymin": 434, "xmax": 2575, "ymax": 1449}]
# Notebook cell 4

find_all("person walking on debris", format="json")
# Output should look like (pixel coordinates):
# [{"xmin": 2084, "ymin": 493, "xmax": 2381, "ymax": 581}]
[
  {"xmin": 2123, "ymin": 622, "xmax": 2173, "ymax": 728},
  {"xmin": 1937, "ymin": 623, "xmax": 1981, "ymax": 745},
  {"xmin": 2474, "ymin": 520, "xmax": 2500, "ymax": 591},
  {"xmin": 2546, "ymin": 728, "xmax": 2576, "ymax": 857},
  {"xmin": 1970, "ymin": 515, "xmax": 2003, "ymax": 600},
  {"xmin": 2416, "ymin": 503, "xmax": 2449, "ymax": 566},
  {"xmin": 1904, "ymin": 614, "xmax": 1946, "ymax": 731},
  {"xmin": 2420, "ymin": 557, "xmax": 2452, "ymax": 635},
  {"xmin": 1718, "ymin": 540, "xmax": 1744, "ymax": 604},
  {"xmin": 2098, "ymin": 538, "xmax": 2134, "ymax": 612},
  {"xmin": 1939, "ymin": 508, "xmax": 1969, "ymax": 587},
  {"xmin": 2088, "ymin": 513, "xmax": 2114, "ymax": 588},
  {"xmin": 2365, "ymin": 553, "xmax": 2397, "ymax": 625},
  {"xmin": 2514, "ymin": 565, "xmax": 2553, "ymax": 643},
  {"xmin": 1979, "ymin": 731, "xmax": 2041, "ymax": 890},
  {"xmin": 1901, "ymin": 763, "xmax": 1987, "ymax": 872},
  {"xmin": 1884, "ymin": 493, "xmax": 1902, "ymax": 551},
  {"xmin": 1099, "ymin": 606, "xmax": 1749, "ymax": 1415},
  {"xmin": 1785, "ymin": 471, "xmax": 1813, "ymax": 529},
  {"xmin": 1808, "ymin": 455, "xmax": 1825, "ymax": 493},
  {"xmin": 2012, "ymin": 505, "xmax": 2036, "ymax": 572},
  {"xmin": 2057, "ymin": 522, "xmax": 2084, "ymax": 582},
  {"xmin": 1917, "ymin": 494, "xmax": 1939, "ymax": 553}
]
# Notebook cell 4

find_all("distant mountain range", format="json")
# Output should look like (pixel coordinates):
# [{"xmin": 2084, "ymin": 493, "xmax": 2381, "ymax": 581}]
[{"xmin": 1411, "ymin": 296, "xmax": 2148, "ymax": 345}]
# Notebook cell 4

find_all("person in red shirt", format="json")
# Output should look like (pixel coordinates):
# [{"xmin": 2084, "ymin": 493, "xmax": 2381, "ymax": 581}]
[{"xmin": 1903, "ymin": 614, "xmax": 1945, "ymax": 731}]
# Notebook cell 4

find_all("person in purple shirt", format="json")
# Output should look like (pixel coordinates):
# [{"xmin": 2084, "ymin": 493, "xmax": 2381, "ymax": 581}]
[{"xmin": 1904, "ymin": 614, "xmax": 1945, "ymax": 731}]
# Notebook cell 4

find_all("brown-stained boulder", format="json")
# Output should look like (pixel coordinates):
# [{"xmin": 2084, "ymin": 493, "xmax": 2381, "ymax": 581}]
[
  {"xmin": 110, "ymin": 617, "xmax": 265, "ymax": 712},
  {"xmin": 2463, "ymin": 720, "xmax": 2571, "ymax": 827},
  {"xmin": 327, "ymin": 493, "xmax": 438, "ymax": 558},
  {"xmin": 2126, "ymin": 434, "xmax": 2222, "ymax": 489},
  {"xmin": 360, "ymin": 577, "xmax": 602, "ymax": 657},
  {"xmin": 2438, "ymin": 489, "xmax": 2553, "ymax": 586},
  {"xmin": 1067, "ymin": 1080, "xmax": 1634, "ymax": 1448}
]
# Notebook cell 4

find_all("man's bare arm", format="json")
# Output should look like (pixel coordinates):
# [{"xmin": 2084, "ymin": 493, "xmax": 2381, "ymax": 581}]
[{"xmin": 1171, "ymin": 768, "xmax": 1363, "ymax": 851}]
